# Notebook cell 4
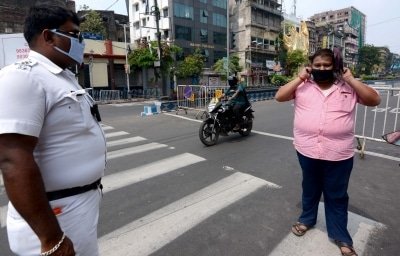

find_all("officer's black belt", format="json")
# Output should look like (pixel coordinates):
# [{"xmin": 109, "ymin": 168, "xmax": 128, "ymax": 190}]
[{"xmin": 46, "ymin": 179, "xmax": 102, "ymax": 201}]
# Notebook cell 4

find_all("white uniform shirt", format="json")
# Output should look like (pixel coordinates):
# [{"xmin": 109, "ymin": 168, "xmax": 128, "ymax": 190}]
[{"xmin": 0, "ymin": 51, "xmax": 106, "ymax": 191}]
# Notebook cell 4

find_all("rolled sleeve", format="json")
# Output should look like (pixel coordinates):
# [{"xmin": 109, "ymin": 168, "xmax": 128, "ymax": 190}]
[{"xmin": 0, "ymin": 68, "xmax": 45, "ymax": 137}]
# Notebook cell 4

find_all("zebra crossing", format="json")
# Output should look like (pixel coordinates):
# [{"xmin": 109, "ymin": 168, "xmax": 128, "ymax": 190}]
[{"xmin": 0, "ymin": 123, "xmax": 387, "ymax": 255}]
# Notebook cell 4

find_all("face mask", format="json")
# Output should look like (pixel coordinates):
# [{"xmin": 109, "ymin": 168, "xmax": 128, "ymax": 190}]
[
  {"xmin": 311, "ymin": 69, "xmax": 334, "ymax": 83},
  {"xmin": 51, "ymin": 29, "xmax": 85, "ymax": 64}
]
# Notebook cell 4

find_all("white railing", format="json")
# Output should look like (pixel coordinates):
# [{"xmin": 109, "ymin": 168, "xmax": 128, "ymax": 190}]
[
  {"xmin": 176, "ymin": 85, "xmax": 228, "ymax": 119},
  {"xmin": 355, "ymin": 86, "xmax": 400, "ymax": 157}
]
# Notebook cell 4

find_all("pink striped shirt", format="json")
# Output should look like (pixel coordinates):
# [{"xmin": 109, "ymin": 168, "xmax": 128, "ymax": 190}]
[{"xmin": 293, "ymin": 79, "xmax": 360, "ymax": 161}]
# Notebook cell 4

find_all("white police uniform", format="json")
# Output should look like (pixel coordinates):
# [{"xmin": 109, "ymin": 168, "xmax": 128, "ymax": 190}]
[{"xmin": 0, "ymin": 51, "xmax": 106, "ymax": 256}]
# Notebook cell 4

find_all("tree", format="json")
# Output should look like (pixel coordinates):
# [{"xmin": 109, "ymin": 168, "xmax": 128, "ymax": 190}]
[
  {"xmin": 212, "ymin": 55, "xmax": 243, "ymax": 80},
  {"xmin": 175, "ymin": 49, "xmax": 205, "ymax": 83},
  {"xmin": 79, "ymin": 10, "xmax": 106, "ymax": 38},
  {"xmin": 286, "ymin": 49, "xmax": 307, "ymax": 76},
  {"xmin": 357, "ymin": 45, "xmax": 381, "ymax": 75}
]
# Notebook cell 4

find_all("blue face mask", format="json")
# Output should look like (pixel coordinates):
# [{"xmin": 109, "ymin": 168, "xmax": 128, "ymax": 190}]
[{"xmin": 50, "ymin": 29, "xmax": 85, "ymax": 64}]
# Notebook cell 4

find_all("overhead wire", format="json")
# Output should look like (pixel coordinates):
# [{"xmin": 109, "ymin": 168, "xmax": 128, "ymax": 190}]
[{"xmin": 105, "ymin": 0, "xmax": 120, "ymax": 11}]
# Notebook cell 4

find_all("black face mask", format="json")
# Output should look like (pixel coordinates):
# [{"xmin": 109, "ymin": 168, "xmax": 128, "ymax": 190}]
[{"xmin": 311, "ymin": 69, "xmax": 334, "ymax": 83}]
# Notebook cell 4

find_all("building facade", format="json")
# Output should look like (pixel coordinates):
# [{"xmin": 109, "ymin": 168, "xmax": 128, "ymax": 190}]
[
  {"xmin": 309, "ymin": 6, "xmax": 365, "ymax": 68},
  {"xmin": 0, "ymin": 0, "xmax": 75, "ymax": 34},
  {"xmin": 230, "ymin": 0, "xmax": 283, "ymax": 86},
  {"xmin": 128, "ymin": 0, "xmax": 228, "ymax": 68},
  {"xmin": 77, "ymin": 10, "xmax": 130, "ymax": 42}
]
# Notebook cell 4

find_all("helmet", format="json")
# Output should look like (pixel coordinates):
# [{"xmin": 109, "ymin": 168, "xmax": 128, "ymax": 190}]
[{"xmin": 228, "ymin": 75, "xmax": 238, "ymax": 87}]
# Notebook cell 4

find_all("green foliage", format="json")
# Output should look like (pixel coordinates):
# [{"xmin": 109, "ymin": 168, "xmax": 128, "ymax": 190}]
[
  {"xmin": 128, "ymin": 40, "xmax": 182, "ymax": 72},
  {"xmin": 149, "ymin": 41, "xmax": 182, "ymax": 72},
  {"xmin": 212, "ymin": 55, "xmax": 243, "ymax": 80},
  {"xmin": 357, "ymin": 45, "xmax": 381, "ymax": 75},
  {"xmin": 128, "ymin": 47, "xmax": 156, "ymax": 69},
  {"xmin": 360, "ymin": 74, "xmax": 378, "ymax": 81},
  {"xmin": 270, "ymin": 74, "xmax": 290, "ymax": 86},
  {"xmin": 79, "ymin": 10, "xmax": 106, "ymax": 38},
  {"xmin": 175, "ymin": 49, "xmax": 205, "ymax": 79},
  {"xmin": 286, "ymin": 50, "xmax": 307, "ymax": 76}
]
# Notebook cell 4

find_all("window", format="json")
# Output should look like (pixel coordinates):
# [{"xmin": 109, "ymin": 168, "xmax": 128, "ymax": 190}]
[
  {"xmin": 212, "ymin": 0, "xmax": 227, "ymax": 9},
  {"xmin": 201, "ymin": 49, "xmax": 209, "ymax": 62},
  {"xmin": 212, "ymin": 13, "xmax": 226, "ymax": 27},
  {"xmin": 200, "ymin": 29, "xmax": 208, "ymax": 43},
  {"xmin": 163, "ymin": 8, "xmax": 168, "ymax": 17},
  {"xmin": 142, "ymin": 18, "xmax": 146, "ymax": 27},
  {"xmin": 175, "ymin": 25, "xmax": 192, "ymax": 41},
  {"xmin": 200, "ymin": 10, "xmax": 208, "ymax": 23},
  {"xmin": 174, "ymin": 3, "xmax": 193, "ymax": 20},
  {"xmin": 214, "ymin": 50, "xmax": 226, "ymax": 63},
  {"xmin": 213, "ymin": 31, "xmax": 226, "ymax": 45},
  {"xmin": 133, "ymin": 22, "xmax": 139, "ymax": 29},
  {"xmin": 134, "ymin": 4, "xmax": 139, "ymax": 12}
]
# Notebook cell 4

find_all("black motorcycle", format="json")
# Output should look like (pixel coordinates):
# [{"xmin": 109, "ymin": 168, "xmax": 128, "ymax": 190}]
[{"xmin": 199, "ymin": 100, "xmax": 254, "ymax": 146}]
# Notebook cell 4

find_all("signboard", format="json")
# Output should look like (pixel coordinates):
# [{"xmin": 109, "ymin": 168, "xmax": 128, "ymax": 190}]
[
  {"xmin": 266, "ymin": 60, "xmax": 275, "ymax": 69},
  {"xmin": 208, "ymin": 76, "xmax": 219, "ymax": 86},
  {"xmin": 0, "ymin": 33, "xmax": 29, "ymax": 69},
  {"xmin": 214, "ymin": 89, "xmax": 223, "ymax": 99},
  {"xmin": 82, "ymin": 32, "xmax": 104, "ymax": 40}
]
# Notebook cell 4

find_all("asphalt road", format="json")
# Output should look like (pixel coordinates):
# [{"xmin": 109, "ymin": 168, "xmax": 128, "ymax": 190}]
[{"xmin": 0, "ymin": 99, "xmax": 399, "ymax": 256}]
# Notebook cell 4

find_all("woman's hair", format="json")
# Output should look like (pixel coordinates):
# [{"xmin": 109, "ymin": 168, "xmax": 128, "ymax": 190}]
[
  {"xmin": 24, "ymin": 5, "xmax": 80, "ymax": 47},
  {"xmin": 309, "ymin": 48, "xmax": 344, "ymax": 77}
]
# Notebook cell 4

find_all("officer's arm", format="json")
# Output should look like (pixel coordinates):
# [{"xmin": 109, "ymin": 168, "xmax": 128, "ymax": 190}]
[{"xmin": 0, "ymin": 134, "xmax": 65, "ymax": 251}]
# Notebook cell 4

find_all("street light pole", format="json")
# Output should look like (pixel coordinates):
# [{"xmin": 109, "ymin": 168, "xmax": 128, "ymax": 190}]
[
  {"xmin": 226, "ymin": 0, "xmax": 229, "ymax": 80},
  {"xmin": 123, "ymin": 23, "xmax": 130, "ymax": 95}
]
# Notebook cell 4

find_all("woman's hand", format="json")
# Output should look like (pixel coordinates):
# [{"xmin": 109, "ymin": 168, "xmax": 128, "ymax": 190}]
[
  {"xmin": 298, "ymin": 67, "xmax": 311, "ymax": 81},
  {"xmin": 342, "ymin": 68, "xmax": 354, "ymax": 82}
]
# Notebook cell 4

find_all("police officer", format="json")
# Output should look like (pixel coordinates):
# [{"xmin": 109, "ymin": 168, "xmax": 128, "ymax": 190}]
[{"xmin": 0, "ymin": 5, "xmax": 106, "ymax": 256}]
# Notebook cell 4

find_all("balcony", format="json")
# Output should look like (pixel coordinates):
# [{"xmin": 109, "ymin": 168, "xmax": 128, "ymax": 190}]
[{"xmin": 247, "ymin": 0, "xmax": 282, "ymax": 16}]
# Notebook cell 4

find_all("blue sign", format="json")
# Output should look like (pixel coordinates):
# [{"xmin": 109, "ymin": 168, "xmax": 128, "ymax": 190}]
[{"xmin": 82, "ymin": 32, "xmax": 104, "ymax": 40}]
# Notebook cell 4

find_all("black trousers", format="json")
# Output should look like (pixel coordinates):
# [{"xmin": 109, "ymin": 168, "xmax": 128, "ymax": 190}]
[{"xmin": 232, "ymin": 104, "xmax": 245, "ymax": 125}]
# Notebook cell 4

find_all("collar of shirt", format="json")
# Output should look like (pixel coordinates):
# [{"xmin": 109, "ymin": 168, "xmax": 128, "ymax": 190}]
[
  {"xmin": 28, "ymin": 50, "xmax": 64, "ymax": 74},
  {"xmin": 307, "ymin": 79, "xmax": 351, "ymax": 95}
]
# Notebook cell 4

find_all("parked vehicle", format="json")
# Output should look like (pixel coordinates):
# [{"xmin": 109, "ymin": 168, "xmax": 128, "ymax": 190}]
[{"xmin": 199, "ymin": 99, "xmax": 254, "ymax": 146}]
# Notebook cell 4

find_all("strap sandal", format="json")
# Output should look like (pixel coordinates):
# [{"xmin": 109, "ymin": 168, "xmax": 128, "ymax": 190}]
[
  {"xmin": 291, "ymin": 222, "xmax": 310, "ymax": 236},
  {"xmin": 334, "ymin": 240, "xmax": 358, "ymax": 256}
]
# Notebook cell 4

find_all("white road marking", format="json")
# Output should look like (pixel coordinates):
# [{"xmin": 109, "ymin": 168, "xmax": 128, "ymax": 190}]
[
  {"xmin": 109, "ymin": 101, "xmax": 155, "ymax": 107},
  {"xmin": 99, "ymin": 172, "xmax": 280, "ymax": 255},
  {"xmin": 0, "ymin": 153, "xmax": 204, "ymax": 229},
  {"xmin": 102, "ymin": 153, "xmax": 206, "ymax": 193},
  {"xmin": 101, "ymin": 126, "xmax": 114, "ymax": 131},
  {"xmin": 107, "ymin": 143, "xmax": 167, "ymax": 160},
  {"xmin": 104, "ymin": 131, "xmax": 129, "ymax": 138},
  {"xmin": 106, "ymin": 136, "xmax": 147, "ymax": 147},
  {"xmin": 268, "ymin": 202, "xmax": 386, "ymax": 256},
  {"xmin": 0, "ymin": 205, "xmax": 7, "ymax": 228}
]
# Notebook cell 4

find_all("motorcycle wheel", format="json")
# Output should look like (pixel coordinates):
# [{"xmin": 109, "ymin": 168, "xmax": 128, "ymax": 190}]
[
  {"xmin": 199, "ymin": 120, "xmax": 220, "ymax": 146},
  {"xmin": 239, "ymin": 118, "xmax": 253, "ymax": 136}
]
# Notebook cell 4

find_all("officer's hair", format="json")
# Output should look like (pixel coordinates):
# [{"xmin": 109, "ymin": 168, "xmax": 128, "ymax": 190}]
[{"xmin": 24, "ymin": 5, "xmax": 80, "ymax": 47}]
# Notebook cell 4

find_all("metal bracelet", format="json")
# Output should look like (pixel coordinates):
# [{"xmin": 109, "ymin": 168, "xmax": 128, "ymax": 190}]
[{"xmin": 40, "ymin": 233, "xmax": 66, "ymax": 256}]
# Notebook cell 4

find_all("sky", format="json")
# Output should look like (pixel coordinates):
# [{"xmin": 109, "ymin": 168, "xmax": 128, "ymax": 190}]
[{"xmin": 73, "ymin": 0, "xmax": 400, "ymax": 54}]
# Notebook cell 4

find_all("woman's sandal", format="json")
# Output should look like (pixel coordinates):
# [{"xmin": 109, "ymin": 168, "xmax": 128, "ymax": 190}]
[
  {"xmin": 291, "ymin": 222, "xmax": 310, "ymax": 236},
  {"xmin": 334, "ymin": 240, "xmax": 358, "ymax": 256}
]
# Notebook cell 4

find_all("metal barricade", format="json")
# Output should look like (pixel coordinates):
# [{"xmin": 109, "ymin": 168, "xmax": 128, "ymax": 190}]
[
  {"xmin": 99, "ymin": 90, "xmax": 121, "ymax": 102},
  {"xmin": 355, "ymin": 86, "xmax": 400, "ymax": 158},
  {"xmin": 176, "ymin": 85, "xmax": 228, "ymax": 119}
]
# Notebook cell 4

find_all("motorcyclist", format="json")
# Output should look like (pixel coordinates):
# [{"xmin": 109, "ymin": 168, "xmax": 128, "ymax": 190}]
[{"xmin": 225, "ymin": 75, "xmax": 249, "ymax": 131}]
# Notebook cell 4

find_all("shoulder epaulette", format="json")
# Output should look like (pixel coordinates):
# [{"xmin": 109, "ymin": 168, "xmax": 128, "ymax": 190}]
[{"xmin": 14, "ymin": 58, "xmax": 37, "ymax": 71}]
